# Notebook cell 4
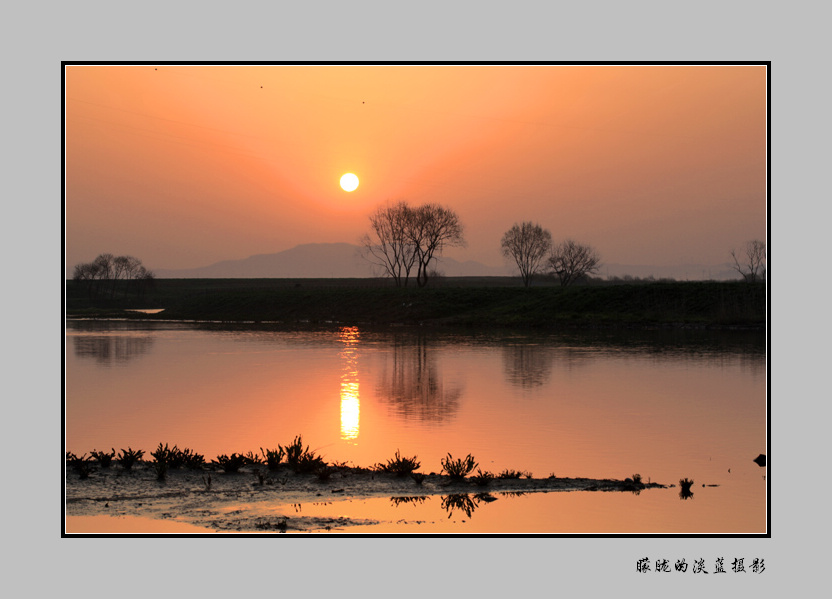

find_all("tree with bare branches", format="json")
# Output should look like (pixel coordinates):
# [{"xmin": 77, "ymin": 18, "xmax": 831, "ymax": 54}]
[
  {"xmin": 359, "ymin": 202, "xmax": 418, "ymax": 287},
  {"xmin": 360, "ymin": 201, "xmax": 464, "ymax": 287},
  {"xmin": 730, "ymin": 239, "xmax": 766, "ymax": 282},
  {"xmin": 408, "ymin": 203, "xmax": 465, "ymax": 288},
  {"xmin": 501, "ymin": 222, "xmax": 552, "ymax": 287},
  {"xmin": 548, "ymin": 239, "xmax": 601, "ymax": 286}
]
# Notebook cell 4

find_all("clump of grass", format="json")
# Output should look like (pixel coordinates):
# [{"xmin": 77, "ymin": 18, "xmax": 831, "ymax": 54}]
[
  {"xmin": 116, "ymin": 447, "xmax": 144, "ymax": 471},
  {"xmin": 411, "ymin": 472, "xmax": 426, "ymax": 485},
  {"xmin": 67, "ymin": 452, "xmax": 95, "ymax": 479},
  {"xmin": 212, "ymin": 453, "xmax": 251, "ymax": 473},
  {"xmin": 471, "ymin": 469, "xmax": 494, "ymax": 486},
  {"xmin": 151, "ymin": 443, "xmax": 179, "ymax": 480},
  {"xmin": 375, "ymin": 450, "xmax": 421, "ymax": 476},
  {"xmin": 90, "ymin": 448, "xmax": 115, "ymax": 468},
  {"xmin": 548, "ymin": 473, "xmax": 557, "ymax": 479},
  {"xmin": 179, "ymin": 448, "xmax": 205, "ymax": 469},
  {"xmin": 281, "ymin": 436, "xmax": 324, "ymax": 473},
  {"xmin": 260, "ymin": 447, "xmax": 285, "ymax": 470},
  {"xmin": 632, "ymin": 473, "xmax": 643, "ymax": 484},
  {"xmin": 497, "ymin": 469, "xmax": 526, "ymax": 479},
  {"xmin": 441, "ymin": 453, "xmax": 478, "ymax": 480}
]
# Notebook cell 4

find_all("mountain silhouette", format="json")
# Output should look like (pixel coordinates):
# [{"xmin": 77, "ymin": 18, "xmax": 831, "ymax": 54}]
[{"xmin": 153, "ymin": 243, "xmax": 512, "ymax": 279}]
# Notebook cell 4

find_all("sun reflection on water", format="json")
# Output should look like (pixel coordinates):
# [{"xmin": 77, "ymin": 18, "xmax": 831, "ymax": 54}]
[{"xmin": 339, "ymin": 327, "xmax": 361, "ymax": 442}]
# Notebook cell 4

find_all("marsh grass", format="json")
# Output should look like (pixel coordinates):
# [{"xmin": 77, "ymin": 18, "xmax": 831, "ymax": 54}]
[
  {"xmin": 441, "ymin": 453, "xmax": 478, "ymax": 480},
  {"xmin": 116, "ymin": 447, "xmax": 144, "ymax": 471},
  {"xmin": 497, "ymin": 469, "xmax": 531, "ymax": 479},
  {"xmin": 281, "ymin": 436, "xmax": 325, "ymax": 473},
  {"xmin": 90, "ymin": 448, "xmax": 115, "ymax": 468},
  {"xmin": 375, "ymin": 450, "xmax": 421, "ymax": 476},
  {"xmin": 213, "ymin": 453, "xmax": 251, "ymax": 473},
  {"xmin": 67, "ymin": 452, "xmax": 95, "ymax": 479},
  {"xmin": 260, "ymin": 447, "xmax": 285, "ymax": 470},
  {"xmin": 471, "ymin": 469, "xmax": 495, "ymax": 486}
]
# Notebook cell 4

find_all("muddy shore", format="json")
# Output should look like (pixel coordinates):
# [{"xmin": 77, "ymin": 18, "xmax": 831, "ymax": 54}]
[{"xmin": 65, "ymin": 463, "xmax": 667, "ymax": 533}]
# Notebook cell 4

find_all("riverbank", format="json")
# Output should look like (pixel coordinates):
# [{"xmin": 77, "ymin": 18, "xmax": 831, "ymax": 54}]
[
  {"xmin": 66, "ymin": 279, "xmax": 765, "ymax": 329},
  {"xmin": 65, "ymin": 462, "xmax": 668, "ymax": 534}
]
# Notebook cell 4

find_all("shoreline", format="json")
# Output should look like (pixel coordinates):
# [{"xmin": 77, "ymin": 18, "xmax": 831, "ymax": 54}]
[{"xmin": 65, "ymin": 464, "xmax": 668, "ymax": 534}]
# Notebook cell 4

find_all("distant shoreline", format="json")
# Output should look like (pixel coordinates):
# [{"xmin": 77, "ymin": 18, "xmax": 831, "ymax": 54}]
[{"xmin": 66, "ymin": 279, "xmax": 766, "ymax": 331}]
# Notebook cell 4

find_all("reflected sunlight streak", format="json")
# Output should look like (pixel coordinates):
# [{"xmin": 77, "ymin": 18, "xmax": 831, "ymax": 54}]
[{"xmin": 339, "ymin": 327, "xmax": 361, "ymax": 442}]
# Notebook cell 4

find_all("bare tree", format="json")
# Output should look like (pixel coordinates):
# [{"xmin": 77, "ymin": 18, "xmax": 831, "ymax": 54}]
[
  {"xmin": 359, "ymin": 201, "xmax": 418, "ymax": 287},
  {"xmin": 408, "ymin": 203, "xmax": 465, "ymax": 288},
  {"xmin": 548, "ymin": 239, "xmax": 601, "ymax": 286},
  {"xmin": 361, "ymin": 201, "xmax": 465, "ymax": 288},
  {"xmin": 71, "ymin": 253, "xmax": 154, "ymax": 300},
  {"xmin": 501, "ymin": 222, "xmax": 552, "ymax": 287},
  {"xmin": 730, "ymin": 239, "xmax": 766, "ymax": 282}
]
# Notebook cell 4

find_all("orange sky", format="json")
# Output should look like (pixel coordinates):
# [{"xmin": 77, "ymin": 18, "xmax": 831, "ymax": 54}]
[{"xmin": 65, "ymin": 64, "xmax": 767, "ymax": 276}]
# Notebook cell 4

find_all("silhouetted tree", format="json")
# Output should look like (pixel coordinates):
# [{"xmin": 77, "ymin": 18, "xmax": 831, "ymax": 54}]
[
  {"xmin": 71, "ymin": 253, "xmax": 155, "ymax": 300},
  {"xmin": 501, "ymin": 222, "xmax": 552, "ymax": 287},
  {"xmin": 730, "ymin": 239, "xmax": 766, "ymax": 282},
  {"xmin": 548, "ymin": 239, "xmax": 601, "ymax": 286},
  {"xmin": 360, "ymin": 201, "xmax": 464, "ymax": 287},
  {"xmin": 359, "ymin": 201, "xmax": 418, "ymax": 287},
  {"xmin": 408, "ymin": 203, "xmax": 465, "ymax": 288}
]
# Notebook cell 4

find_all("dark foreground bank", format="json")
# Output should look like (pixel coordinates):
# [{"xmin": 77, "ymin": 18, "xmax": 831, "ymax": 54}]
[{"xmin": 66, "ymin": 279, "xmax": 765, "ymax": 329}]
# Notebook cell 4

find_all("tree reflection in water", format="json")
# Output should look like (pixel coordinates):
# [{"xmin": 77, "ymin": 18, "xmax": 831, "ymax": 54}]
[
  {"xmin": 502, "ymin": 343, "xmax": 553, "ymax": 389},
  {"xmin": 72, "ymin": 335, "xmax": 155, "ymax": 365},
  {"xmin": 376, "ymin": 333, "xmax": 463, "ymax": 422}
]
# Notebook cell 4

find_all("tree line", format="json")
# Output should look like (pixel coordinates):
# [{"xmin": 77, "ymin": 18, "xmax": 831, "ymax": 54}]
[
  {"xmin": 72, "ymin": 253, "xmax": 155, "ymax": 300},
  {"xmin": 361, "ymin": 204, "xmax": 765, "ymax": 288}
]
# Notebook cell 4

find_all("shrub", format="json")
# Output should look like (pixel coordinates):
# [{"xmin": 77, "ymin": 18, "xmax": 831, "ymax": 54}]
[
  {"xmin": 213, "ymin": 453, "xmax": 250, "ymax": 473},
  {"xmin": 632, "ymin": 473, "xmax": 643, "ymax": 485},
  {"xmin": 67, "ymin": 452, "xmax": 95, "ymax": 479},
  {"xmin": 375, "ymin": 450, "xmax": 421, "ymax": 476},
  {"xmin": 117, "ymin": 447, "xmax": 145, "ymax": 471},
  {"xmin": 90, "ymin": 448, "xmax": 115, "ymax": 468},
  {"xmin": 441, "ymin": 453, "xmax": 478, "ymax": 480},
  {"xmin": 497, "ymin": 469, "xmax": 523, "ymax": 479},
  {"xmin": 471, "ymin": 469, "xmax": 494, "ymax": 486},
  {"xmin": 281, "ymin": 436, "xmax": 324, "ymax": 473},
  {"xmin": 179, "ymin": 448, "xmax": 206, "ymax": 469},
  {"xmin": 260, "ymin": 447, "xmax": 285, "ymax": 470},
  {"xmin": 150, "ymin": 443, "xmax": 178, "ymax": 480}
]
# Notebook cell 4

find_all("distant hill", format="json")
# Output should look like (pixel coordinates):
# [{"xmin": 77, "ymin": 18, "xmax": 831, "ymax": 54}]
[
  {"xmin": 153, "ymin": 242, "xmax": 742, "ymax": 281},
  {"xmin": 154, "ymin": 243, "xmax": 513, "ymax": 279}
]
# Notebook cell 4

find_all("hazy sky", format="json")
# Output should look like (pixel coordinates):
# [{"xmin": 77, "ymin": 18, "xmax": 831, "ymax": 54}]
[{"xmin": 65, "ymin": 64, "xmax": 767, "ymax": 275}]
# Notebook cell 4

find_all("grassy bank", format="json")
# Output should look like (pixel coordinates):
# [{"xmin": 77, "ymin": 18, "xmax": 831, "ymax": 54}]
[{"xmin": 66, "ymin": 278, "xmax": 765, "ymax": 329}]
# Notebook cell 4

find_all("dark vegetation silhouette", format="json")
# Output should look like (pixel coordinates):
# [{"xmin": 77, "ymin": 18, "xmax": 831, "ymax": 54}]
[
  {"xmin": 500, "ymin": 221, "xmax": 552, "ymax": 287},
  {"xmin": 72, "ymin": 253, "xmax": 155, "ymax": 300},
  {"xmin": 730, "ymin": 240, "xmax": 766, "ymax": 283},
  {"xmin": 548, "ymin": 239, "xmax": 601, "ymax": 286},
  {"xmin": 360, "ymin": 201, "xmax": 464, "ymax": 287}
]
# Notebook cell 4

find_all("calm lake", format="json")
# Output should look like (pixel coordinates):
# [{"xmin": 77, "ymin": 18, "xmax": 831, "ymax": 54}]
[{"xmin": 65, "ymin": 319, "xmax": 767, "ymax": 534}]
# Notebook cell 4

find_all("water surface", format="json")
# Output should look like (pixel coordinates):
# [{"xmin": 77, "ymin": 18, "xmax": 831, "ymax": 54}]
[{"xmin": 65, "ymin": 320, "xmax": 766, "ymax": 533}]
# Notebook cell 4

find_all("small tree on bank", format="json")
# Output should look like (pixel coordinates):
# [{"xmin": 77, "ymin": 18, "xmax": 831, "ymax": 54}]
[
  {"xmin": 72, "ymin": 253, "xmax": 155, "ymax": 300},
  {"xmin": 501, "ymin": 222, "xmax": 552, "ymax": 287},
  {"xmin": 730, "ymin": 239, "xmax": 766, "ymax": 283},
  {"xmin": 548, "ymin": 239, "xmax": 601, "ymax": 286}
]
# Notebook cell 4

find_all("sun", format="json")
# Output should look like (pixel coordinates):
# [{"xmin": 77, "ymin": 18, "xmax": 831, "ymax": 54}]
[{"xmin": 340, "ymin": 173, "xmax": 359, "ymax": 192}]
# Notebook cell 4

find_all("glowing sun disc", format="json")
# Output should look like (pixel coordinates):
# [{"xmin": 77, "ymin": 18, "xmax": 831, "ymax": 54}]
[{"xmin": 340, "ymin": 173, "xmax": 359, "ymax": 192}]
